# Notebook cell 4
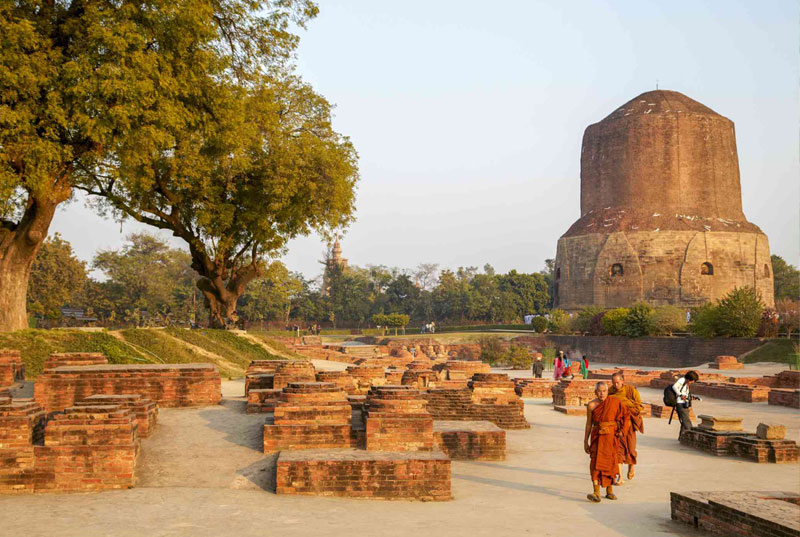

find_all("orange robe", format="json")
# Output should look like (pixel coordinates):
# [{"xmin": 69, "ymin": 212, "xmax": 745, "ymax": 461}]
[
  {"xmin": 589, "ymin": 397, "xmax": 628, "ymax": 486},
  {"xmin": 609, "ymin": 384, "xmax": 643, "ymax": 465}
]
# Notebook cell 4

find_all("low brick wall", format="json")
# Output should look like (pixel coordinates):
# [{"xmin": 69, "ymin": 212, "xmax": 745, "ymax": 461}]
[
  {"xmin": 671, "ymin": 491, "xmax": 800, "ymax": 537},
  {"xmin": 513, "ymin": 378, "xmax": 557, "ymax": 398},
  {"xmin": 0, "ymin": 350, "xmax": 25, "ymax": 387},
  {"xmin": 768, "ymin": 389, "xmax": 800, "ymax": 409},
  {"xmin": 552, "ymin": 379, "xmax": 597, "ymax": 406},
  {"xmin": 680, "ymin": 428, "xmax": 799, "ymax": 463},
  {"xmin": 34, "ymin": 364, "xmax": 221, "ymax": 412},
  {"xmin": 275, "ymin": 449, "xmax": 451, "ymax": 501},
  {"xmin": 425, "ymin": 388, "xmax": 529, "ymax": 430},
  {"xmin": 43, "ymin": 353, "xmax": 107, "ymax": 371},
  {"xmin": 364, "ymin": 386, "xmax": 434, "ymax": 452},
  {"xmin": 433, "ymin": 421, "xmax": 505, "ymax": 460},
  {"xmin": 514, "ymin": 335, "xmax": 765, "ymax": 368},
  {"xmin": 74, "ymin": 395, "xmax": 158, "ymax": 438}
]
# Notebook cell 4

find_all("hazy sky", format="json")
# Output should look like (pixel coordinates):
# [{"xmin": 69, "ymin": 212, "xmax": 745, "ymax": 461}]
[{"xmin": 53, "ymin": 0, "xmax": 800, "ymax": 281}]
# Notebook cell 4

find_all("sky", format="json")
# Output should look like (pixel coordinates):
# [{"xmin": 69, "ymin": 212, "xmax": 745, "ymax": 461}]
[{"xmin": 52, "ymin": 0, "xmax": 800, "ymax": 281}]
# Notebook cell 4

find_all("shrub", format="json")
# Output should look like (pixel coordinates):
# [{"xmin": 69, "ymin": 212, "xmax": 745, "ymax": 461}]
[
  {"xmin": 588, "ymin": 311, "xmax": 606, "ymax": 336},
  {"xmin": 530, "ymin": 316, "xmax": 548, "ymax": 333},
  {"xmin": 652, "ymin": 305, "xmax": 688, "ymax": 336},
  {"xmin": 548, "ymin": 309, "xmax": 570, "ymax": 334},
  {"xmin": 573, "ymin": 307, "xmax": 603, "ymax": 334},
  {"xmin": 776, "ymin": 299, "xmax": 800, "ymax": 339},
  {"xmin": 623, "ymin": 302, "xmax": 655, "ymax": 337},
  {"xmin": 758, "ymin": 308, "xmax": 779, "ymax": 338},
  {"xmin": 479, "ymin": 336, "xmax": 505, "ymax": 365},
  {"xmin": 601, "ymin": 308, "xmax": 629, "ymax": 336},
  {"xmin": 715, "ymin": 286, "xmax": 764, "ymax": 338},
  {"xmin": 690, "ymin": 303, "xmax": 718, "ymax": 338},
  {"xmin": 505, "ymin": 344, "xmax": 532, "ymax": 369}
]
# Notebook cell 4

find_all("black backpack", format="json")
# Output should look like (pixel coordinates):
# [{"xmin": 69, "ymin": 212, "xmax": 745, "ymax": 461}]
[{"xmin": 663, "ymin": 385, "xmax": 678, "ymax": 407}]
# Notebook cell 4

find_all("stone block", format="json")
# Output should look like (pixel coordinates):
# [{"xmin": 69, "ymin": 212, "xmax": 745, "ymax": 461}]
[
  {"xmin": 698, "ymin": 415, "xmax": 743, "ymax": 432},
  {"xmin": 756, "ymin": 423, "xmax": 786, "ymax": 440},
  {"xmin": 433, "ymin": 421, "xmax": 505, "ymax": 461}
]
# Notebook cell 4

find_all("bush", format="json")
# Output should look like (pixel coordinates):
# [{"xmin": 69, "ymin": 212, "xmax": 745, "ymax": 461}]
[
  {"xmin": 715, "ymin": 286, "xmax": 764, "ymax": 338},
  {"xmin": 573, "ymin": 307, "xmax": 603, "ymax": 334},
  {"xmin": 505, "ymin": 344, "xmax": 532, "ymax": 369},
  {"xmin": 758, "ymin": 308, "xmax": 779, "ymax": 338},
  {"xmin": 588, "ymin": 311, "xmax": 606, "ymax": 336},
  {"xmin": 623, "ymin": 302, "xmax": 655, "ymax": 337},
  {"xmin": 548, "ymin": 309, "xmax": 570, "ymax": 334},
  {"xmin": 690, "ymin": 303, "xmax": 718, "ymax": 338},
  {"xmin": 479, "ymin": 336, "xmax": 505, "ymax": 365},
  {"xmin": 601, "ymin": 308, "xmax": 629, "ymax": 336},
  {"xmin": 530, "ymin": 316, "xmax": 548, "ymax": 333},
  {"xmin": 652, "ymin": 305, "xmax": 688, "ymax": 336}
]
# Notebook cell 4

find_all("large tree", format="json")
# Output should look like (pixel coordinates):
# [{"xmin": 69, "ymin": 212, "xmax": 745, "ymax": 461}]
[
  {"xmin": 0, "ymin": 0, "xmax": 328, "ymax": 331},
  {"xmin": 79, "ymin": 3, "xmax": 357, "ymax": 327}
]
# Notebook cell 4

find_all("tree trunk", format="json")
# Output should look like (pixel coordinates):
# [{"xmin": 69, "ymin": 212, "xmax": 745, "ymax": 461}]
[
  {"xmin": 198, "ymin": 281, "xmax": 241, "ymax": 329},
  {"xmin": 0, "ymin": 197, "xmax": 59, "ymax": 332}
]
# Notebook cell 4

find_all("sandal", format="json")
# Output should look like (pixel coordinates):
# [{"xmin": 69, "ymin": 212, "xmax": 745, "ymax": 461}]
[
  {"xmin": 605, "ymin": 492, "xmax": 617, "ymax": 500},
  {"xmin": 615, "ymin": 476, "xmax": 625, "ymax": 486},
  {"xmin": 627, "ymin": 468, "xmax": 635, "ymax": 480},
  {"xmin": 587, "ymin": 493, "xmax": 601, "ymax": 503}
]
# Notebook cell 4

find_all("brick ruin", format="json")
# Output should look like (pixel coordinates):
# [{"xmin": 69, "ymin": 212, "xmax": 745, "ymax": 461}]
[
  {"xmin": 0, "ymin": 397, "xmax": 151, "ymax": 494},
  {"xmin": 650, "ymin": 369, "xmax": 800, "ymax": 407},
  {"xmin": 34, "ymin": 363, "xmax": 221, "ymax": 411},
  {"xmin": 0, "ymin": 349, "xmax": 25, "ymax": 388},
  {"xmin": 680, "ymin": 415, "xmax": 798, "ymax": 464},
  {"xmin": 0, "ymin": 349, "xmax": 223, "ymax": 495},
  {"xmin": 671, "ymin": 491, "xmax": 800, "ymax": 537}
]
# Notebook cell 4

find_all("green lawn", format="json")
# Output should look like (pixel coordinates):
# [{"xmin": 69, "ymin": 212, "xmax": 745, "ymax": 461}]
[
  {"xmin": 0, "ymin": 329, "xmax": 150, "ymax": 378},
  {"xmin": 742, "ymin": 338, "xmax": 799, "ymax": 366}
]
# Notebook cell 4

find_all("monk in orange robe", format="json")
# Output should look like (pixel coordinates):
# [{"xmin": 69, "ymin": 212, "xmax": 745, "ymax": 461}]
[
  {"xmin": 609, "ymin": 371, "xmax": 644, "ymax": 483},
  {"xmin": 584, "ymin": 381, "xmax": 628, "ymax": 502}
]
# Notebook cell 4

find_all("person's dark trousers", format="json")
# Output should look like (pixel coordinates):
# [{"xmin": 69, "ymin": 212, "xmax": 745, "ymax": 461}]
[{"xmin": 676, "ymin": 404, "xmax": 693, "ymax": 437}]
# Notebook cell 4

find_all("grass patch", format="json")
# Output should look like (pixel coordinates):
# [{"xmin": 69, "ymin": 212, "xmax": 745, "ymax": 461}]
[
  {"xmin": 119, "ymin": 328, "xmax": 241, "ymax": 378},
  {"xmin": 0, "ymin": 329, "xmax": 150, "ymax": 379},
  {"xmin": 246, "ymin": 332, "xmax": 307, "ymax": 359},
  {"xmin": 742, "ymin": 338, "xmax": 799, "ymax": 365},
  {"xmin": 166, "ymin": 328, "xmax": 281, "ymax": 368}
]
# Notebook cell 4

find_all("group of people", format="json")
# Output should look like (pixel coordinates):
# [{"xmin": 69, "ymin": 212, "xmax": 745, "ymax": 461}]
[
  {"xmin": 420, "ymin": 322, "xmax": 436, "ymax": 334},
  {"xmin": 583, "ymin": 370, "xmax": 700, "ymax": 503},
  {"xmin": 284, "ymin": 324, "xmax": 322, "ymax": 336},
  {"xmin": 550, "ymin": 351, "xmax": 589, "ymax": 380}
]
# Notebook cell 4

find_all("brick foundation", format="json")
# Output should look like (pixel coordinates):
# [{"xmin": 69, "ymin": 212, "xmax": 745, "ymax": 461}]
[
  {"xmin": 263, "ymin": 382, "xmax": 352, "ymax": 453},
  {"xmin": 433, "ymin": 421, "xmax": 505, "ymax": 460},
  {"xmin": 425, "ymin": 386, "xmax": 529, "ymax": 430},
  {"xmin": 364, "ymin": 386, "xmax": 434, "ymax": 452},
  {"xmin": 0, "ymin": 400, "xmax": 140, "ymax": 494},
  {"xmin": 74, "ymin": 395, "xmax": 158, "ymax": 437},
  {"xmin": 552, "ymin": 379, "xmax": 597, "ymax": 406},
  {"xmin": 671, "ymin": 491, "xmax": 800, "ymax": 537},
  {"xmin": 709, "ymin": 355, "xmax": 743, "ymax": 370},
  {"xmin": 0, "ymin": 350, "xmax": 25, "ymax": 387},
  {"xmin": 247, "ymin": 389, "xmax": 281, "ymax": 413},
  {"xmin": 276, "ymin": 449, "xmax": 451, "ymax": 501},
  {"xmin": 43, "ymin": 353, "xmax": 107, "ymax": 371},
  {"xmin": 680, "ymin": 428, "xmax": 799, "ymax": 463},
  {"xmin": 768, "ymin": 389, "xmax": 800, "ymax": 409},
  {"xmin": 272, "ymin": 362, "xmax": 316, "ymax": 390},
  {"xmin": 513, "ymin": 378, "xmax": 557, "ymax": 398},
  {"xmin": 34, "ymin": 363, "xmax": 221, "ymax": 412}
]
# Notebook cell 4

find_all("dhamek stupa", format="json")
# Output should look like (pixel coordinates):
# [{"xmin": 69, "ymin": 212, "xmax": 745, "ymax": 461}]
[{"xmin": 554, "ymin": 90, "xmax": 774, "ymax": 310}]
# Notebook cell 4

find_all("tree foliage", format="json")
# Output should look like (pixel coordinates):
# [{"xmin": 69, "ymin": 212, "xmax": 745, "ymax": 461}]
[
  {"xmin": 714, "ymin": 287, "xmax": 764, "ymax": 338},
  {"xmin": 622, "ymin": 302, "xmax": 655, "ymax": 337},
  {"xmin": 27, "ymin": 233, "xmax": 87, "ymax": 318},
  {"xmin": 771, "ymin": 255, "xmax": 800, "ymax": 301},
  {"xmin": 602, "ymin": 308, "xmax": 629, "ymax": 336}
]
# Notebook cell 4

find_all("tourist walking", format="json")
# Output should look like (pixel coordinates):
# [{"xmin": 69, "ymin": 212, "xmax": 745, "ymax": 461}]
[
  {"xmin": 608, "ymin": 372, "xmax": 643, "ymax": 484},
  {"xmin": 532, "ymin": 356, "xmax": 544, "ymax": 378},
  {"xmin": 580, "ymin": 356, "xmax": 589, "ymax": 379},
  {"xmin": 553, "ymin": 351, "xmax": 565, "ymax": 380},
  {"xmin": 584, "ymin": 381, "xmax": 627, "ymax": 503},
  {"xmin": 672, "ymin": 371, "xmax": 700, "ymax": 437}
]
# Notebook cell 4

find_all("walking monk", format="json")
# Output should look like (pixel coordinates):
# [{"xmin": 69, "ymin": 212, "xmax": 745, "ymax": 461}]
[
  {"xmin": 608, "ymin": 371, "xmax": 643, "ymax": 484},
  {"xmin": 584, "ymin": 381, "xmax": 628, "ymax": 502}
]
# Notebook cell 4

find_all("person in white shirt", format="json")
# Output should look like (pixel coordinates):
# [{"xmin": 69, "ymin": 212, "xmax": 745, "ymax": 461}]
[{"xmin": 672, "ymin": 371, "xmax": 700, "ymax": 436}]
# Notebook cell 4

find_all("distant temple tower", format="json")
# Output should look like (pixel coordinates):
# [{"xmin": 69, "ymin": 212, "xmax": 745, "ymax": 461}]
[
  {"xmin": 322, "ymin": 238, "xmax": 349, "ymax": 295},
  {"xmin": 554, "ymin": 90, "xmax": 774, "ymax": 310}
]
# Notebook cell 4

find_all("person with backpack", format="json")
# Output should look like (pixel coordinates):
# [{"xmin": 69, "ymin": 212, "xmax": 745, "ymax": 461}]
[{"xmin": 667, "ymin": 371, "xmax": 700, "ymax": 436}]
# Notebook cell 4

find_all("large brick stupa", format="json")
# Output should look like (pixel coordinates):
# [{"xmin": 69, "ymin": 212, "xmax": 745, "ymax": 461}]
[{"xmin": 554, "ymin": 90, "xmax": 774, "ymax": 310}]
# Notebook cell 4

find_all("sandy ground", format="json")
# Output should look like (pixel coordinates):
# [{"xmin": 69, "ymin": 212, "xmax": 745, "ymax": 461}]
[{"xmin": 2, "ymin": 372, "xmax": 799, "ymax": 537}]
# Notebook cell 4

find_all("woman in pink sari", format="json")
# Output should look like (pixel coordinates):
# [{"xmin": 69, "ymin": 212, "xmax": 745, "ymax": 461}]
[{"xmin": 553, "ymin": 351, "xmax": 565, "ymax": 380}]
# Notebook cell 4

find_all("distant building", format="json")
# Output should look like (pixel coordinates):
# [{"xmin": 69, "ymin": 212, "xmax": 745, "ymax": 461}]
[
  {"xmin": 322, "ymin": 238, "xmax": 349, "ymax": 295},
  {"xmin": 59, "ymin": 307, "xmax": 99, "ymax": 325},
  {"xmin": 554, "ymin": 90, "xmax": 774, "ymax": 311}
]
